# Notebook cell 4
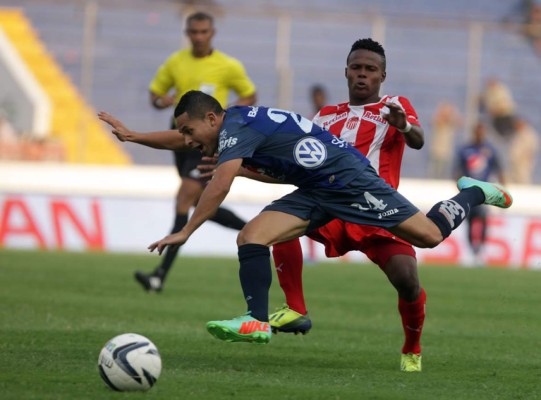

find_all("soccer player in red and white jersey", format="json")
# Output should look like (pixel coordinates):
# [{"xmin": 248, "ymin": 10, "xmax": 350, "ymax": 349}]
[{"xmin": 269, "ymin": 38, "xmax": 426, "ymax": 372}]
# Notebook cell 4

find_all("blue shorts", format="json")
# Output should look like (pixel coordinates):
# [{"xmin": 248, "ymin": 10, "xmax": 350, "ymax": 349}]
[{"xmin": 263, "ymin": 165, "xmax": 419, "ymax": 232}]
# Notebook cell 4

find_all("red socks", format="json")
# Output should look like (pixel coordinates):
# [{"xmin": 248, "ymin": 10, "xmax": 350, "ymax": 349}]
[
  {"xmin": 398, "ymin": 288, "xmax": 426, "ymax": 355},
  {"xmin": 273, "ymin": 238, "xmax": 426, "ymax": 356},
  {"xmin": 271, "ymin": 238, "xmax": 307, "ymax": 315}
]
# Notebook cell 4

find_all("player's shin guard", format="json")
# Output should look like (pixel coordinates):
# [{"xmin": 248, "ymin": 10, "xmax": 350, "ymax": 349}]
[
  {"xmin": 272, "ymin": 239, "xmax": 307, "ymax": 315},
  {"xmin": 238, "ymin": 244, "xmax": 272, "ymax": 322},
  {"xmin": 399, "ymin": 288, "xmax": 426, "ymax": 355},
  {"xmin": 426, "ymin": 188, "xmax": 485, "ymax": 239}
]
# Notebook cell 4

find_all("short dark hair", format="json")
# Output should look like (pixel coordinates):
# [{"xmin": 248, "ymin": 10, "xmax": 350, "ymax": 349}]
[
  {"xmin": 186, "ymin": 11, "xmax": 214, "ymax": 26},
  {"xmin": 347, "ymin": 38, "xmax": 386, "ymax": 70},
  {"xmin": 174, "ymin": 90, "xmax": 223, "ymax": 119},
  {"xmin": 310, "ymin": 84, "xmax": 326, "ymax": 96}
]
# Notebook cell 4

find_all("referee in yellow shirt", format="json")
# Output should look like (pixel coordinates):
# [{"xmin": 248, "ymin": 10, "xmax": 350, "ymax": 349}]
[{"xmin": 135, "ymin": 11, "xmax": 257, "ymax": 292}]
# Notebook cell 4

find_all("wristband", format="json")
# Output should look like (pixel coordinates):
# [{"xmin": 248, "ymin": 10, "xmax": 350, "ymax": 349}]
[{"xmin": 398, "ymin": 121, "xmax": 412, "ymax": 133}]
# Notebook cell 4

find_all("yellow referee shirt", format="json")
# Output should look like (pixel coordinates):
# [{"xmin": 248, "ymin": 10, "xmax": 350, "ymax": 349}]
[{"xmin": 149, "ymin": 48, "xmax": 256, "ymax": 108}]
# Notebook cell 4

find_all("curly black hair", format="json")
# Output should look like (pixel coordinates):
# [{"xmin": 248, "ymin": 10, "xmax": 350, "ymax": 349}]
[{"xmin": 347, "ymin": 38, "xmax": 386, "ymax": 70}]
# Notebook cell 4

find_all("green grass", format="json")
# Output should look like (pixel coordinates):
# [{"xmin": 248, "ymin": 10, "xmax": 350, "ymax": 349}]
[{"xmin": 1, "ymin": 249, "xmax": 540, "ymax": 400}]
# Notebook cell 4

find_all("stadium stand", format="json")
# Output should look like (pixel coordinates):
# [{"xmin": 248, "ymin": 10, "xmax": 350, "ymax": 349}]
[
  {"xmin": 1, "ymin": 0, "xmax": 538, "ymax": 181},
  {"xmin": 0, "ymin": 7, "xmax": 130, "ymax": 164}
]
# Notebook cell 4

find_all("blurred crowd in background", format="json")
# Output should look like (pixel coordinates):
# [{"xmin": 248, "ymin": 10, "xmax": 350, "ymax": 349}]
[{"xmin": 0, "ymin": 0, "xmax": 540, "ymax": 184}]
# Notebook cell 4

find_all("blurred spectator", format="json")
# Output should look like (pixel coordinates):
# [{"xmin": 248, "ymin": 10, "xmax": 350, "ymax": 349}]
[
  {"xmin": 509, "ymin": 118, "xmax": 539, "ymax": 184},
  {"xmin": 480, "ymin": 78, "xmax": 517, "ymax": 139},
  {"xmin": 0, "ymin": 111, "xmax": 65, "ymax": 162},
  {"xmin": 0, "ymin": 111, "xmax": 19, "ymax": 160},
  {"xmin": 502, "ymin": 0, "xmax": 541, "ymax": 54},
  {"xmin": 454, "ymin": 121, "xmax": 505, "ymax": 265},
  {"xmin": 20, "ymin": 138, "xmax": 65, "ymax": 162},
  {"xmin": 429, "ymin": 100, "xmax": 462, "ymax": 179},
  {"xmin": 309, "ymin": 84, "xmax": 328, "ymax": 118},
  {"xmin": 523, "ymin": 1, "xmax": 541, "ymax": 54},
  {"xmin": 0, "ymin": 111, "xmax": 17, "ymax": 142}
]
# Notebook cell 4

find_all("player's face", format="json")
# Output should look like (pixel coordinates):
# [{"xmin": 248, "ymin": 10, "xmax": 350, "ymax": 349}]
[
  {"xmin": 185, "ymin": 19, "xmax": 214, "ymax": 56},
  {"xmin": 176, "ymin": 112, "xmax": 220, "ymax": 156},
  {"xmin": 345, "ymin": 49, "xmax": 386, "ymax": 105}
]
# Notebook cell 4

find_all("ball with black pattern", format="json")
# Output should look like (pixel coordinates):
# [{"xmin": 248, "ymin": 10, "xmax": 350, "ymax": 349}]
[{"xmin": 98, "ymin": 333, "xmax": 162, "ymax": 391}]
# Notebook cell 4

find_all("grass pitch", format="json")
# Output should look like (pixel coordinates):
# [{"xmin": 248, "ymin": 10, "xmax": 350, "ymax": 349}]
[{"xmin": 1, "ymin": 249, "xmax": 540, "ymax": 399}]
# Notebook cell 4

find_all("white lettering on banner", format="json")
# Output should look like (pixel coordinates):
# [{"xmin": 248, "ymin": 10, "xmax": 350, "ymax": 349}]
[
  {"xmin": 304, "ymin": 215, "xmax": 541, "ymax": 269},
  {"xmin": 416, "ymin": 216, "xmax": 541, "ymax": 269},
  {"xmin": 2, "ymin": 193, "xmax": 541, "ymax": 269}
]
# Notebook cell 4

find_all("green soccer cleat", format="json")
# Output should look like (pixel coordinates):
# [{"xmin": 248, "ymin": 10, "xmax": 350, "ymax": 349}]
[
  {"xmin": 457, "ymin": 176, "xmax": 513, "ymax": 209},
  {"xmin": 400, "ymin": 353, "xmax": 422, "ymax": 372},
  {"xmin": 206, "ymin": 313, "xmax": 271, "ymax": 344},
  {"xmin": 269, "ymin": 304, "xmax": 312, "ymax": 335}
]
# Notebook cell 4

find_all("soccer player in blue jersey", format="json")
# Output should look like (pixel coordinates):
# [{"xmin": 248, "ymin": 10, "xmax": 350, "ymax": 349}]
[
  {"xmin": 99, "ymin": 90, "xmax": 513, "ymax": 345},
  {"xmin": 454, "ymin": 121, "xmax": 506, "ymax": 265}
]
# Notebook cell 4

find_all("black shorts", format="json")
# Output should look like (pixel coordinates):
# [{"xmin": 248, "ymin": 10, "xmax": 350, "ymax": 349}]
[
  {"xmin": 170, "ymin": 117, "xmax": 210, "ymax": 184},
  {"xmin": 173, "ymin": 149, "xmax": 209, "ymax": 182}
]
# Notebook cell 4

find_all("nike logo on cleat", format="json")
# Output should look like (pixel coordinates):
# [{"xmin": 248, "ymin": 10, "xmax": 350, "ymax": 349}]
[{"xmin": 238, "ymin": 321, "xmax": 270, "ymax": 334}]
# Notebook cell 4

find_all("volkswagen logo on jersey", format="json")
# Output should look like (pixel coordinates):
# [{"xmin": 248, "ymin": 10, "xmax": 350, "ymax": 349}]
[{"xmin": 294, "ymin": 137, "xmax": 327, "ymax": 168}]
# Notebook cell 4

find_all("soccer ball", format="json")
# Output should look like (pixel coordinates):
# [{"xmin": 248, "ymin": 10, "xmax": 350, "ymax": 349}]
[{"xmin": 97, "ymin": 333, "xmax": 162, "ymax": 391}]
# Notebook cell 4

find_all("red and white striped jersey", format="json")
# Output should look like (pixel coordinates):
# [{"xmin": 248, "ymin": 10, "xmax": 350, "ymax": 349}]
[{"xmin": 313, "ymin": 95, "xmax": 420, "ymax": 189}]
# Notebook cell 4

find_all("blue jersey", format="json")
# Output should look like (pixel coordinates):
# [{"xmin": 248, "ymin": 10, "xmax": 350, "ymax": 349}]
[
  {"xmin": 456, "ymin": 142, "xmax": 502, "ymax": 181},
  {"xmin": 217, "ymin": 106, "xmax": 370, "ymax": 189}
]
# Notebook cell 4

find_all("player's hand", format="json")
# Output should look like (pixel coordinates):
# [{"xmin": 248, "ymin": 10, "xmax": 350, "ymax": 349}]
[
  {"xmin": 162, "ymin": 95, "xmax": 177, "ymax": 107},
  {"xmin": 196, "ymin": 163, "xmax": 216, "ymax": 179},
  {"xmin": 201, "ymin": 155, "xmax": 219, "ymax": 164},
  {"xmin": 97, "ymin": 112, "xmax": 132, "ymax": 142},
  {"xmin": 148, "ymin": 231, "xmax": 189, "ymax": 255},
  {"xmin": 381, "ymin": 102, "xmax": 408, "ymax": 131},
  {"xmin": 197, "ymin": 155, "xmax": 219, "ymax": 179},
  {"xmin": 152, "ymin": 94, "xmax": 177, "ymax": 109}
]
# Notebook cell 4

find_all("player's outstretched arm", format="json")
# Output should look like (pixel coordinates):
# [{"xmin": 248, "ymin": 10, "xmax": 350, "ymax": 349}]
[
  {"xmin": 148, "ymin": 158, "xmax": 242, "ymax": 254},
  {"xmin": 98, "ymin": 111, "xmax": 187, "ymax": 150},
  {"xmin": 238, "ymin": 167, "xmax": 284, "ymax": 184},
  {"xmin": 197, "ymin": 156, "xmax": 284, "ymax": 184}
]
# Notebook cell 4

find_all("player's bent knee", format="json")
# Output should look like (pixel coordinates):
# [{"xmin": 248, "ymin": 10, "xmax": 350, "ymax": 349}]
[
  {"xmin": 237, "ymin": 229, "xmax": 248, "ymax": 246},
  {"xmin": 236, "ymin": 228, "xmax": 268, "ymax": 246},
  {"xmin": 385, "ymin": 258, "xmax": 420, "ymax": 298}
]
